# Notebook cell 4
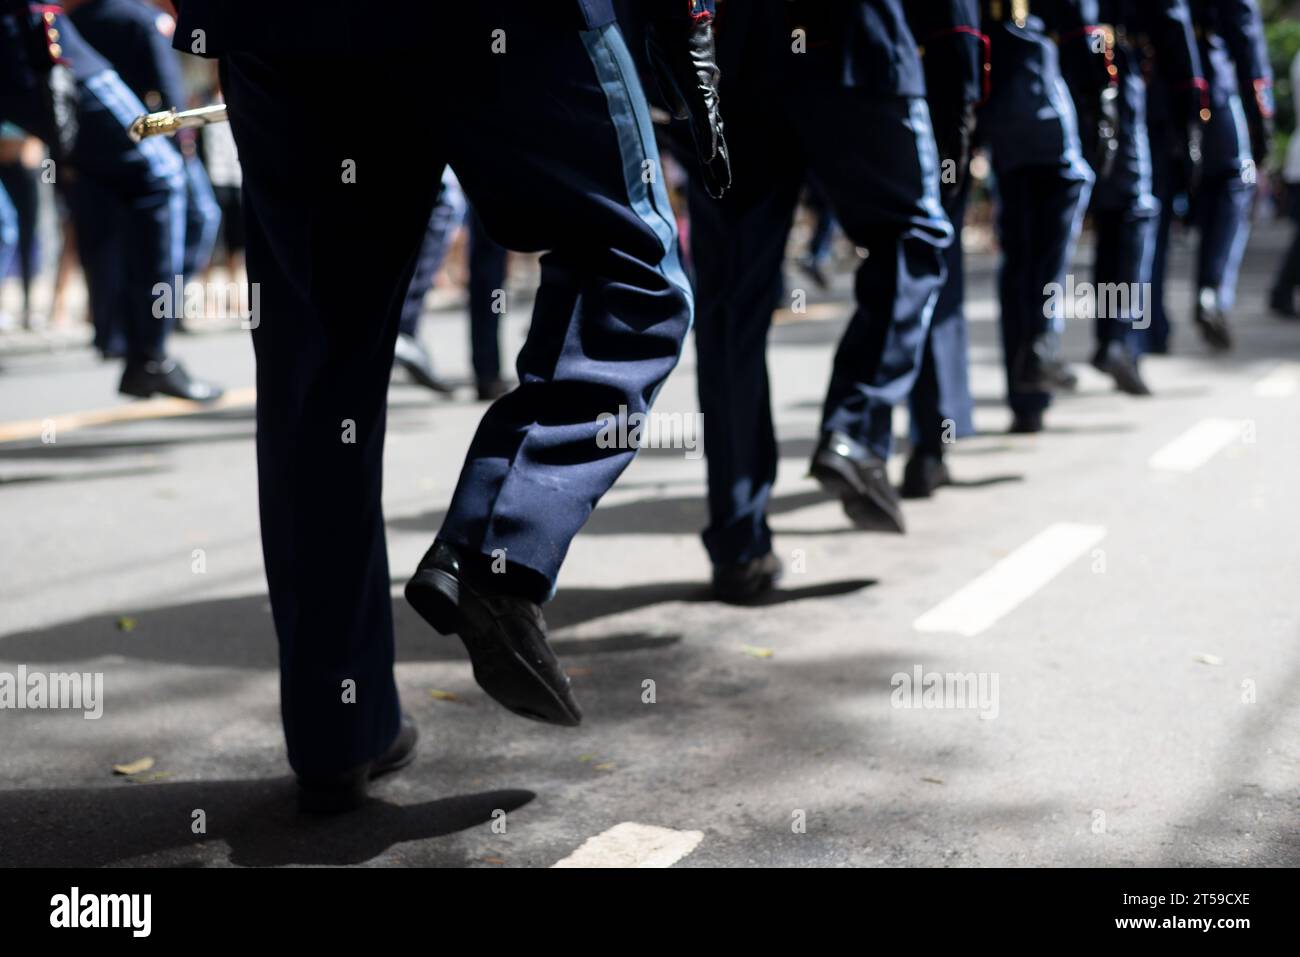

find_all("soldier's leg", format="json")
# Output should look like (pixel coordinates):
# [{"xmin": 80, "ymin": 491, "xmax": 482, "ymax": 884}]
[
  {"xmin": 437, "ymin": 18, "xmax": 693, "ymax": 596},
  {"xmin": 688, "ymin": 173, "xmax": 800, "ymax": 567},
  {"xmin": 909, "ymin": 184, "xmax": 974, "ymax": 460},
  {"xmin": 797, "ymin": 95, "xmax": 951, "ymax": 462},
  {"xmin": 1197, "ymin": 94, "xmax": 1255, "ymax": 313},
  {"xmin": 466, "ymin": 208, "xmax": 507, "ymax": 389},
  {"xmin": 996, "ymin": 166, "xmax": 1090, "ymax": 420},
  {"xmin": 221, "ymin": 53, "xmax": 445, "ymax": 774},
  {"xmin": 181, "ymin": 154, "xmax": 222, "ymax": 279},
  {"xmin": 67, "ymin": 68, "xmax": 186, "ymax": 362},
  {"xmin": 0, "ymin": 181, "xmax": 16, "ymax": 297}
]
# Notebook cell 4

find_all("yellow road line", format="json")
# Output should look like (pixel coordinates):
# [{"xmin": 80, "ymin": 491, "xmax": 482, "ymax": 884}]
[{"xmin": 0, "ymin": 386, "xmax": 257, "ymax": 444}]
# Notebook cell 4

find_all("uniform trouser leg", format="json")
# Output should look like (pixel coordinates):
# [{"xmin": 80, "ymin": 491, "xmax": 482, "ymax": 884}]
[
  {"xmin": 996, "ymin": 165, "xmax": 1090, "ymax": 416},
  {"xmin": 0, "ymin": 181, "xmax": 16, "ymax": 289},
  {"xmin": 1274, "ymin": 185, "xmax": 1300, "ymax": 300},
  {"xmin": 1197, "ymin": 173, "xmax": 1254, "ymax": 312},
  {"xmin": 66, "ymin": 176, "xmax": 128, "ymax": 354},
  {"xmin": 221, "ymin": 50, "xmax": 446, "ymax": 774},
  {"xmin": 1092, "ymin": 203, "xmax": 1158, "ymax": 355},
  {"xmin": 1198, "ymin": 93, "xmax": 1254, "ymax": 312},
  {"xmin": 1146, "ymin": 153, "xmax": 1175, "ymax": 352},
  {"xmin": 181, "ymin": 154, "xmax": 222, "ymax": 278},
  {"xmin": 69, "ymin": 70, "xmax": 185, "ymax": 361},
  {"xmin": 690, "ymin": 173, "xmax": 800, "ymax": 567},
  {"xmin": 436, "ymin": 22, "xmax": 692, "ymax": 596},
  {"xmin": 466, "ymin": 207, "xmax": 507, "ymax": 384},
  {"xmin": 909, "ymin": 183, "xmax": 973, "ymax": 456},
  {"xmin": 0, "ymin": 165, "xmax": 39, "ymax": 316},
  {"xmin": 398, "ymin": 183, "xmax": 466, "ymax": 338},
  {"xmin": 799, "ymin": 95, "xmax": 951, "ymax": 460}
]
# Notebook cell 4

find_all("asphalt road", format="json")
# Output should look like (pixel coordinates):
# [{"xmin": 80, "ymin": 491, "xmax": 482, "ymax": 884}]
[{"xmin": 0, "ymin": 221, "xmax": 1297, "ymax": 868}]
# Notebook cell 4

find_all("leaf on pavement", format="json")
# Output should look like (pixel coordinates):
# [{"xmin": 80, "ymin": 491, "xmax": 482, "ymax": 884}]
[
  {"xmin": 740, "ymin": 644, "xmax": 774, "ymax": 659},
  {"xmin": 429, "ymin": 689, "xmax": 463, "ymax": 703},
  {"xmin": 113, "ymin": 757, "xmax": 155, "ymax": 776},
  {"xmin": 115, "ymin": 616, "xmax": 137, "ymax": 632}
]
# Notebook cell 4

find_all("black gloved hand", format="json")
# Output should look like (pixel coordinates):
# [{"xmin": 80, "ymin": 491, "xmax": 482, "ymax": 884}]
[
  {"xmin": 46, "ymin": 64, "xmax": 80, "ymax": 161},
  {"xmin": 644, "ymin": 9, "xmax": 731, "ymax": 199},
  {"xmin": 930, "ymin": 100, "xmax": 976, "ymax": 201},
  {"xmin": 1248, "ymin": 114, "xmax": 1274, "ymax": 169},
  {"xmin": 1083, "ymin": 85, "xmax": 1120, "ymax": 181}
]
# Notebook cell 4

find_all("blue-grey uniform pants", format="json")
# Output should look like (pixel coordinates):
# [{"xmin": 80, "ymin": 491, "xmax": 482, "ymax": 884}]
[
  {"xmin": 980, "ymin": 19, "xmax": 1094, "ymax": 417},
  {"xmin": 1089, "ymin": 45, "xmax": 1160, "ymax": 356},
  {"xmin": 221, "ymin": 19, "xmax": 692, "ymax": 775},
  {"xmin": 909, "ymin": 182, "xmax": 975, "ymax": 455},
  {"xmin": 0, "ymin": 14, "xmax": 184, "ymax": 361},
  {"xmin": 690, "ymin": 91, "xmax": 950, "ymax": 567},
  {"xmin": 1147, "ymin": 48, "xmax": 1256, "ymax": 350}
]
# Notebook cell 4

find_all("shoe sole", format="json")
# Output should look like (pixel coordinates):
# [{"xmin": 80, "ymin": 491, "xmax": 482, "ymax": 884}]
[
  {"xmin": 810, "ymin": 457, "xmax": 905, "ymax": 534},
  {"xmin": 405, "ymin": 570, "xmax": 581, "ymax": 727},
  {"xmin": 712, "ymin": 565, "xmax": 783, "ymax": 605}
]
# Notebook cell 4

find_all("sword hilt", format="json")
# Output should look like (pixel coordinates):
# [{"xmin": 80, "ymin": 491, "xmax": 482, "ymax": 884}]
[{"xmin": 128, "ymin": 105, "xmax": 229, "ymax": 143}]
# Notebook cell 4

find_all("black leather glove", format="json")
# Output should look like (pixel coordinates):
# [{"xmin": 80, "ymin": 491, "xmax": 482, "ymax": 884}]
[
  {"xmin": 644, "ymin": 11, "xmax": 731, "ymax": 199},
  {"xmin": 43, "ymin": 64, "xmax": 81, "ymax": 162},
  {"xmin": 930, "ymin": 99, "xmax": 976, "ymax": 201},
  {"xmin": 1248, "ymin": 114, "xmax": 1274, "ymax": 170},
  {"xmin": 1078, "ymin": 85, "xmax": 1120, "ymax": 181}
]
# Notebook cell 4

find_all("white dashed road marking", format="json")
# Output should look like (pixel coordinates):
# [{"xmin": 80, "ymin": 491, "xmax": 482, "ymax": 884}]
[
  {"xmin": 913, "ymin": 523, "xmax": 1108, "ymax": 637},
  {"xmin": 1148, "ymin": 418, "xmax": 1246, "ymax": 472},
  {"xmin": 551, "ymin": 822, "xmax": 704, "ymax": 868},
  {"xmin": 1253, "ymin": 361, "xmax": 1300, "ymax": 398}
]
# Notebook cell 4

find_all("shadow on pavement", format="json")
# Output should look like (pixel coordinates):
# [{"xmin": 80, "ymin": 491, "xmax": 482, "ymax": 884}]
[{"xmin": 0, "ymin": 780, "xmax": 533, "ymax": 867}]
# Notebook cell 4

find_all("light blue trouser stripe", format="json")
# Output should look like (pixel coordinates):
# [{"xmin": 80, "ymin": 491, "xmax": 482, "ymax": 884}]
[
  {"xmin": 83, "ymin": 70, "xmax": 186, "ymax": 277},
  {"xmin": 580, "ymin": 24, "xmax": 694, "ymax": 331}
]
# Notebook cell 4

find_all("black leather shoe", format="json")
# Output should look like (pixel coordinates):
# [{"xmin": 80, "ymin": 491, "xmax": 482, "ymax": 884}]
[
  {"xmin": 394, "ymin": 333, "xmax": 454, "ymax": 394},
  {"xmin": 809, "ymin": 431, "xmax": 905, "ymax": 533},
  {"xmin": 297, "ymin": 712, "xmax": 419, "ymax": 814},
  {"xmin": 1092, "ymin": 342, "xmax": 1152, "ymax": 396},
  {"xmin": 476, "ymin": 378, "xmax": 510, "ymax": 402},
  {"xmin": 1194, "ymin": 289, "xmax": 1232, "ymax": 351},
  {"xmin": 405, "ymin": 542, "xmax": 581, "ymax": 727},
  {"xmin": 900, "ymin": 453, "xmax": 950, "ymax": 499},
  {"xmin": 712, "ymin": 551, "xmax": 782, "ymax": 604},
  {"xmin": 119, "ymin": 357, "xmax": 223, "ymax": 402},
  {"xmin": 1008, "ymin": 410, "xmax": 1044, "ymax": 434}
]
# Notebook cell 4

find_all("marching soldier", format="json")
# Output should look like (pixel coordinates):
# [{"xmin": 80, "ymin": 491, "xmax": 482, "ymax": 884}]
[
  {"xmin": 974, "ymin": 0, "xmax": 1099, "ymax": 434},
  {"xmin": 66, "ymin": 0, "xmax": 223, "ymax": 348},
  {"xmin": 0, "ymin": 0, "xmax": 222, "ymax": 398},
  {"xmin": 1058, "ymin": 0, "xmax": 1206, "ymax": 395},
  {"xmin": 170, "ymin": 0, "xmax": 728, "ymax": 810},
  {"xmin": 677, "ymin": 0, "xmax": 981, "ymax": 602},
  {"xmin": 1147, "ymin": 0, "xmax": 1273, "ymax": 352}
]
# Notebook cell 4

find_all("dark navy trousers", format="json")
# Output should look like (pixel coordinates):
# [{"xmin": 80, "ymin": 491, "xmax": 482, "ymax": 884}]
[
  {"xmin": 466, "ymin": 207, "xmax": 508, "ymax": 385},
  {"xmin": 980, "ymin": 18, "xmax": 1094, "ymax": 416},
  {"xmin": 691, "ymin": 90, "xmax": 949, "ymax": 567},
  {"xmin": 1088, "ymin": 46, "xmax": 1160, "ymax": 356},
  {"xmin": 1148, "ymin": 49, "xmax": 1256, "ymax": 349},
  {"xmin": 909, "ymin": 183, "xmax": 974, "ymax": 456},
  {"xmin": 0, "ymin": 179, "xmax": 15, "ymax": 285},
  {"xmin": 221, "ymin": 17, "xmax": 691, "ymax": 774},
  {"xmin": 0, "ymin": 14, "xmax": 183, "ymax": 361}
]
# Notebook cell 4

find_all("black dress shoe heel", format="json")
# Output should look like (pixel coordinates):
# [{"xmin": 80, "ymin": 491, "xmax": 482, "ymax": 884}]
[
  {"xmin": 405, "ymin": 563, "xmax": 461, "ymax": 636},
  {"xmin": 297, "ymin": 713, "xmax": 419, "ymax": 814},
  {"xmin": 406, "ymin": 543, "xmax": 582, "ymax": 727},
  {"xmin": 809, "ymin": 432, "xmax": 906, "ymax": 534}
]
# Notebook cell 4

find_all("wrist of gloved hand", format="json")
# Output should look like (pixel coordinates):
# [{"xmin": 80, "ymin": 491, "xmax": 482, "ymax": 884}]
[
  {"xmin": 929, "ymin": 100, "xmax": 976, "ymax": 200},
  {"xmin": 644, "ymin": 9, "xmax": 731, "ymax": 199}
]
